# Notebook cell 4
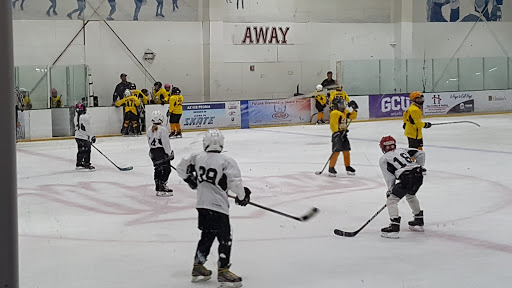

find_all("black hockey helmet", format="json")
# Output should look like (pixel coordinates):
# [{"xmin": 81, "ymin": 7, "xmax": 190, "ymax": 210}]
[
  {"xmin": 171, "ymin": 86, "xmax": 181, "ymax": 95},
  {"xmin": 129, "ymin": 82, "xmax": 136, "ymax": 90},
  {"xmin": 331, "ymin": 97, "xmax": 346, "ymax": 111},
  {"xmin": 154, "ymin": 81, "xmax": 162, "ymax": 89}
]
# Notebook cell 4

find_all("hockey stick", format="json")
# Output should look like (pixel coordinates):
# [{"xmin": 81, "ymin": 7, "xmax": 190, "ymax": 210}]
[
  {"xmin": 334, "ymin": 204, "xmax": 387, "ymax": 237},
  {"xmin": 91, "ymin": 144, "xmax": 133, "ymax": 171},
  {"xmin": 228, "ymin": 195, "xmax": 319, "ymax": 222},
  {"xmin": 315, "ymin": 119, "xmax": 352, "ymax": 175},
  {"xmin": 431, "ymin": 121, "xmax": 480, "ymax": 127}
]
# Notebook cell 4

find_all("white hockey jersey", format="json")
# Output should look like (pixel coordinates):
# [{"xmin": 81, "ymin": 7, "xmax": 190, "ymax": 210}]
[
  {"xmin": 177, "ymin": 152, "xmax": 246, "ymax": 215},
  {"xmin": 74, "ymin": 113, "xmax": 91, "ymax": 141},
  {"xmin": 146, "ymin": 125, "xmax": 172, "ymax": 156},
  {"xmin": 379, "ymin": 148, "xmax": 425, "ymax": 190}
]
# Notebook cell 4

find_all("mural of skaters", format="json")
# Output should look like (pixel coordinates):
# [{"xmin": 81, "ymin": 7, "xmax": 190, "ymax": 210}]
[{"xmin": 11, "ymin": 0, "xmax": 198, "ymax": 21}]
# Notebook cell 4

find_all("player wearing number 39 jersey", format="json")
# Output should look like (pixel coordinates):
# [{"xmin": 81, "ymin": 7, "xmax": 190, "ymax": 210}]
[
  {"xmin": 177, "ymin": 129, "xmax": 250, "ymax": 287},
  {"xmin": 379, "ymin": 135, "xmax": 425, "ymax": 239},
  {"xmin": 147, "ymin": 111, "xmax": 174, "ymax": 197}
]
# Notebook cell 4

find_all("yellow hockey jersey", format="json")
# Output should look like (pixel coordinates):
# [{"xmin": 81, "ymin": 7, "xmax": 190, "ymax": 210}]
[
  {"xmin": 24, "ymin": 97, "xmax": 33, "ymax": 109},
  {"xmin": 330, "ymin": 109, "xmax": 357, "ymax": 134},
  {"xmin": 403, "ymin": 104, "xmax": 426, "ymax": 140},
  {"xmin": 329, "ymin": 90, "xmax": 350, "ymax": 105},
  {"xmin": 131, "ymin": 89, "xmax": 149, "ymax": 105},
  {"xmin": 168, "ymin": 95, "xmax": 184, "ymax": 114},
  {"xmin": 315, "ymin": 92, "xmax": 327, "ymax": 105},
  {"xmin": 152, "ymin": 88, "xmax": 167, "ymax": 104},
  {"xmin": 116, "ymin": 95, "xmax": 141, "ymax": 115},
  {"xmin": 50, "ymin": 95, "xmax": 62, "ymax": 108}
]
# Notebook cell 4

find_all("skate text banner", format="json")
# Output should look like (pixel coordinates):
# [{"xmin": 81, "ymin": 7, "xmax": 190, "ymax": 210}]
[{"xmin": 182, "ymin": 102, "xmax": 241, "ymax": 130}]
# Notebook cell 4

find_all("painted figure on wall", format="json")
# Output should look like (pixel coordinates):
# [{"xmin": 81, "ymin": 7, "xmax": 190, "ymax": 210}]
[
  {"xmin": 156, "ymin": 0, "xmax": 164, "ymax": 17},
  {"xmin": 46, "ymin": 0, "xmax": 58, "ymax": 17},
  {"xmin": 238, "ymin": 0, "xmax": 244, "ymax": 9},
  {"xmin": 173, "ymin": 0, "xmax": 179, "ymax": 11},
  {"xmin": 427, "ymin": 0, "xmax": 503, "ymax": 22},
  {"xmin": 12, "ymin": 0, "xmax": 26, "ymax": 11},
  {"xmin": 134, "ymin": 0, "xmax": 143, "ymax": 21},
  {"xmin": 107, "ymin": 0, "xmax": 116, "ymax": 20},
  {"xmin": 67, "ymin": 0, "xmax": 86, "ymax": 20}
]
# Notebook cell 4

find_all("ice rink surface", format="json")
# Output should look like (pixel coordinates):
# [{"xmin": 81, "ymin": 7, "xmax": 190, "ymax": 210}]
[{"xmin": 16, "ymin": 114, "xmax": 512, "ymax": 288}]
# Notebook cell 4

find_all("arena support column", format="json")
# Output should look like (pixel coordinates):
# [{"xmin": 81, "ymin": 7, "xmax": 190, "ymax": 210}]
[{"xmin": 0, "ymin": 1, "xmax": 19, "ymax": 288}]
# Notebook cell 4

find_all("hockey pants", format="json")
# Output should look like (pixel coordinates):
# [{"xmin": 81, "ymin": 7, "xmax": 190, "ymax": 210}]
[{"xmin": 195, "ymin": 208, "xmax": 232, "ymax": 269}]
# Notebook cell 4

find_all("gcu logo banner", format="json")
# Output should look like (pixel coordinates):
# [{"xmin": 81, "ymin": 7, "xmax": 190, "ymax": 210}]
[{"xmin": 369, "ymin": 94, "xmax": 411, "ymax": 118}]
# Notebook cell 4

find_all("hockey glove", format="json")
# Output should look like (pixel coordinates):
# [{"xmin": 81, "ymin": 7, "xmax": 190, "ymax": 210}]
[
  {"xmin": 348, "ymin": 100, "xmax": 359, "ymax": 110},
  {"xmin": 424, "ymin": 122, "xmax": 432, "ymax": 128},
  {"xmin": 91, "ymin": 136, "xmax": 96, "ymax": 144},
  {"xmin": 168, "ymin": 150, "xmax": 175, "ymax": 161},
  {"xmin": 235, "ymin": 187, "xmax": 251, "ymax": 206},
  {"xmin": 184, "ymin": 175, "xmax": 198, "ymax": 190},
  {"xmin": 386, "ymin": 190, "xmax": 392, "ymax": 198}
]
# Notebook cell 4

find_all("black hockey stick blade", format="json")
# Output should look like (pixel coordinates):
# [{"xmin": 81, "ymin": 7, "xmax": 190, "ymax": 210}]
[
  {"xmin": 333, "ymin": 204, "xmax": 387, "ymax": 238},
  {"xmin": 299, "ymin": 207, "xmax": 320, "ymax": 221},
  {"xmin": 333, "ymin": 229, "xmax": 358, "ymax": 237},
  {"xmin": 118, "ymin": 166, "xmax": 134, "ymax": 171}
]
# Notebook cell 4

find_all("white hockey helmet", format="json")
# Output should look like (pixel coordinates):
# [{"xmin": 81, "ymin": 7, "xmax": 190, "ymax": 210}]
[
  {"xmin": 151, "ymin": 110, "xmax": 164, "ymax": 124},
  {"xmin": 203, "ymin": 129, "xmax": 225, "ymax": 152},
  {"xmin": 124, "ymin": 89, "xmax": 132, "ymax": 97},
  {"xmin": 316, "ymin": 84, "xmax": 323, "ymax": 91}
]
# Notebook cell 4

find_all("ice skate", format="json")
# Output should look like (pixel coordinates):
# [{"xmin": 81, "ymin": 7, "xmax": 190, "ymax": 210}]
[
  {"xmin": 421, "ymin": 167, "xmax": 427, "ymax": 175},
  {"xmin": 191, "ymin": 264, "xmax": 212, "ymax": 283},
  {"xmin": 176, "ymin": 131, "xmax": 183, "ymax": 138},
  {"xmin": 408, "ymin": 211, "xmax": 424, "ymax": 232},
  {"xmin": 345, "ymin": 166, "xmax": 356, "ymax": 175},
  {"xmin": 328, "ymin": 167, "xmax": 337, "ymax": 177},
  {"xmin": 218, "ymin": 265, "xmax": 242, "ymax": 288},
  {"xmin": 155, "ymin": 180, "xmax": 173, "ymax": 197},
  {"xmin": 381, "ymin": 217, "xmax": 400, "ymax": 239},
  {"xmin": 169, "ymin": 131, "xmax": 176, "ymax": 138}
]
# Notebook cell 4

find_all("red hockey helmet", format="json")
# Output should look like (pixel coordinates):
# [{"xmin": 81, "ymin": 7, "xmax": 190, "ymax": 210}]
[{"xmin": 379, "ymin": 136, "xmax": 396, "ymax": 153}]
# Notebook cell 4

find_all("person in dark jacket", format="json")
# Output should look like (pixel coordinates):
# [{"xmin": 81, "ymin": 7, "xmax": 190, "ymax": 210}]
[{"xmin": 113, "ymin": 73, "xmax": 131, "ymax": 104}]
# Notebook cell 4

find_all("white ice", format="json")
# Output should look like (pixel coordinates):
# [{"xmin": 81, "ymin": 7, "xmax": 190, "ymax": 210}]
[{"xmin": 17, "ymin": 114, "xmax": 512, "ymax": 288}]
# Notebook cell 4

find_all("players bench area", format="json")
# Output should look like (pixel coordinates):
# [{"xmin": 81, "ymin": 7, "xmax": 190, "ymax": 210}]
[{"xmin": 16, "ymin": 89, "xmax": 512, "ymax": 141}]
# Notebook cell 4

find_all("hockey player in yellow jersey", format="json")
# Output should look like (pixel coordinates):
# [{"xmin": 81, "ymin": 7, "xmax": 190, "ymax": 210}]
[
  {"xmin": 129, "ymin": 84, "xmax": 149, "ymax": 133},
  {"xmin": 314, "ymin": 84, "xmax": 327, "ymax": 124},
  {"xmin": 328, "ymin": 98, "xmax": 358, "ymax": 176},
  {"xmin": 329, "ymin": 85, "xmax": 350, "ymax": 109},
  {"xmin": 116, "ymin": 89, "xmax": 141, "ymax": 136},
  {"xmin": 152, "ymin": 81, "xmax": 167, "ymax": 104},
  {"xmin": 50, "ymin": 88, "xmax": 63, "ymax": 108},
  {"xmin": 403, "ymin": 91, "xmax": 432, "ymax": 151},
  {"xmin": 168, "ymin": 86, "xmax": 184, "ymax": 138}
]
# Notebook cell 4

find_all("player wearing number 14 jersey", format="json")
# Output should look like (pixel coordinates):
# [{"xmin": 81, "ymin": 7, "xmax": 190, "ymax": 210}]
[
  {"xmin": 379, "ymin": 135, "xmax": 425, "ymax": 239},
  {"xmin": 177, "ymin": 129, "xmax": 251, "ymax": 287}
]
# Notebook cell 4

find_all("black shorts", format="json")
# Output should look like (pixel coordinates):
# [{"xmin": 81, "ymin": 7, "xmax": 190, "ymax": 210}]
[
  {"xmin": 315, "ymin": 101, "xmax": 326, "ymax": 113},
  {"xmin": 332, "ymin": 132, "xmax": 351, "ymax": 152},
  {"xmin": 392, "ymin": 168, "xmax": 424, "ymax": 199},
  {"xmin": 197, "ymin": 208, "xmax": 230, "ymax": 233},
  {"xmin": 169, "ymin": 113, "xmax": 182, "ymax": 124},
  {"xmin": 408, "ymin": 137, "xmax": 423, "ymax": 149},
  {"xmin": 124, "ymin": 111, "xmax": 138, "ymax": 122}
]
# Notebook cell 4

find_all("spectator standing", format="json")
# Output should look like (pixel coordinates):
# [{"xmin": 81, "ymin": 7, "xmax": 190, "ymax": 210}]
[
  {"xmin": 113, "ymin": 73, "xmax": 131, "ymax": 104},
  {"xmin": 107, "ymin": 0, "xmax": 116, "ymax": 20},
  {"xmin": 67, "ymin": 0, "xmax": 86, "ymax": 20}
]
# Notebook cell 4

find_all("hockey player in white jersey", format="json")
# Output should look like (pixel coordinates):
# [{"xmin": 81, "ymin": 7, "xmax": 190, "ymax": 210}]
[
  {"xmin": 379, "ymin": 135, "xmax": 425, "ymax": 238},
  {"xmin": 177, "ymin": 129, "xmax": 250, "ymax": 288},
  {"xmin": 74, "ymin": 103, "xmax": 96, "ymax": 171},
  {"xmin": 147, "ymin": 111, "xmax": 174, "ymax": 197}
]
